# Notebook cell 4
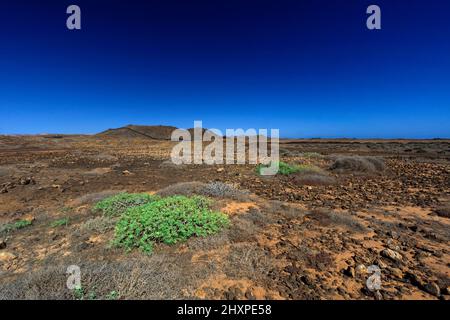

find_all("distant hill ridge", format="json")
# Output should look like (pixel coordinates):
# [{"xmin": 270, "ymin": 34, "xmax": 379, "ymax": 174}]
[{"xmin": 97, "ymin": 125, "xmax": 217, "ymax": 140}]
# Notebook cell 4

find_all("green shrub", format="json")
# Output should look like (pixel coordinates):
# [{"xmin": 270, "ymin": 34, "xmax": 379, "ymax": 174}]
[
  {"xmin": 114, "ymin": 195, "xmax": 230, "ymax": 253},
  {"xmin": 256, "ymin": 161, "xmax": 299, "ymax": 175},
  {"xmin": 256, "ymin": 161, "xmax": 324, "ymax": 176},
  {"xmin": 106, "ymin": 290, "xmax": 119, "ymax": 300},
  {"xmin": 94, "ymin": 192, "xmax": 158, "ymax": 216},
  {"xmin": 0, "ymin": 219, "xmax": 32, "ymax": 234},
  {"xmin": 50, "ymin": 217, "xmax": 69, "ymax": 228}
]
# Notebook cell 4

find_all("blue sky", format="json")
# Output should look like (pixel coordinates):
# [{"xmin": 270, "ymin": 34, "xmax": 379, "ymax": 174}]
[{"xmin": 0, "ymin": 0, "xmax": 449, "ymax": 138}]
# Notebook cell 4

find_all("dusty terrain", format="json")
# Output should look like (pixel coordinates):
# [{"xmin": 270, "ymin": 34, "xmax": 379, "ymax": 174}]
[{"xmin": 0, "ymin": 131, "xmax": 449, "ymax": 300}]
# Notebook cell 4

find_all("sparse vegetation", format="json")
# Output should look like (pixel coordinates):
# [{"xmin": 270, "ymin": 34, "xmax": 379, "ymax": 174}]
[
  {"xmin": 79, "ymin": 215, "xmax": 117, "ymax": 233},
  {"xmin": 295, "ymin": 164, "xmax": 324, "ymax": 173},
  {"xmin": 106, "ymin": 290, "xmax": 119, "ymax": 300},
  {"xmin": 308, "ymin": 209, "xmax": 366, "ymax": 232},
  {"xmin": 256, "ymin": 161, "xmax": 323, "ymax": 176},
  {"xmin": 1, "ymin": 134, "xmax": 448, "ymax": 301},
  {"xmin": 114, "ymin": 195, "xmax": 230, "ymax": 253},
  {"xmin": 156, "ymin": 181, "xmax": 250, "ymax": 200},
  {"xmin": 50, "ymin": 217, "xmax": 69, "ymax": 228},
  {"xmin": 300, "ymin": 152, "xmax": 323, "ymax": 158},
  {"xmin": 71, "ymin": 190, "xmax": 124, "ymax": 206},
  {"xmin": 0, "ymin": 219, "xmax": 32, "ymax": 234},
  {"xmin": 199, "ymin": 181, "xmax": 250, "ymax": 199},
  {"xmin": 73, "ymin": 287, "xmax": 85, "ymax": 300},
  {"xmin": 94, "ymin": 192, "xmax": 158, "ymax": 216},
  {"xmin": 330, "ymin": 156, "xmax": 385, "ymax": 173},
  {"xmin": 156, "ymin": 181, "xmax": 206, "ymax": 197}
]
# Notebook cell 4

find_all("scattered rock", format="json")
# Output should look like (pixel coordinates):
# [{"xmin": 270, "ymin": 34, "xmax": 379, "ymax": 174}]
[
  {"xmin": 389, "ymin": 267, "xmax": 403, "ymax": 279},
  {"xmin": 301, "ymin": 275, "xmax": 314, "ymax": 286},
  {"xmin": 405, "ymin": 271, "xmax": 424, "ymax": 287},
  {"xmin": 0, "ymin": 239, "xmax": 6, "ymax": 250},
  {"xmin": 216, "ymin": 167, "xmax": 224, "ymax": 173},
  {"xmin": 245, "ymin": 290, "xmax": 256, "ymax": 300},
  {"xmin": 373, "ymin": 290, "xmax": 383, "ymax": 300},
  {"xmin": 19, "ymin": 177, "xmax": 35, "ymax": 185},
  {"xmin": 423, "ymin": 282, "xmax": 440, "ymax": 297},
  {"xmin": 355, "ymin": 264, "xmax": 368, "ymax": 275},
  {"xmin": 0, "ymin": 251, "xmax": 16, "ymax": 262},
  {"xmin": 122, "ymin": 170, "xmax": 132, "ymax": 175},
  {"xmin": 387, "ymin": 230, "xmax": 399, "ymax": 239},
  {"xmin": 344, "ymin": 266, "xmax": 355, "ymax": 278},
  {"xmin": 434, "ymin": 206, "xmax": 450, "ymax": 218},
  {"xmin": 75, "ymin": 241, "xmax": 91, "ymax": 252},
  {"xmin": 381, "ymin": 248, "xmax": 403, "ymax": 262}
]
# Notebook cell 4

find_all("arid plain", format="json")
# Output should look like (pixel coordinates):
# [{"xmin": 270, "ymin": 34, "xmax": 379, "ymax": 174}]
[{"xmin": 0, "ymin": 126, "xmax": 449, "ymax": 300}]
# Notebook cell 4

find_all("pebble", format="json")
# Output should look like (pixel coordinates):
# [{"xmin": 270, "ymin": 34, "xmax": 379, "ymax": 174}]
[
  {"xmin": 381, "ymin": 248, "xmax": 403, "ymax": 262},
  {"xmin": 0, "ymin": 251, "xmax": 16, "ymax": 262},
  {"xmin": 423, "ymin": 282, "xmax": 440, "ymax": 297},
  {"xmin": 355, "ymin": 264, "xmax": 368, "ymax": 274}
]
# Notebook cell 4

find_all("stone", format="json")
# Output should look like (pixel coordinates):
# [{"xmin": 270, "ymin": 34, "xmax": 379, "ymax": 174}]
[
  {"xmin": 0, "ymin": 251, "xmax": 16, "ymax": 262},
  {"xmin": 373, "ymin": 290, "xmax": 383, "ymax": 300},
  {"xmin": 19, "ymin": 177, "xmax": 34, "ymax": 185},
  {"xmin": 355, "ymin": 264, "xmax": 368, "ymax": 274},
  {"xmin": 216, "ymin": 167, "xmax": 224, "ymax": 173},
  {"xmin": 389, "ymin": 267, "xmax": 403, "ymax": 279},
  {"xmin": 344, "ymin": 266, "xmax": 355, "ymax": 278},
  {"xmin": 445, "ymin": 286, "xmax": 450, "ymax": 295},
  {"xmin": 0, "ymin": 239, "xmax": 6, "ymax": 250},
  {"xmin": 423, "ymin": 283, "xmax": 440, "ymax": 297},
  {"xmin": 381, "ymin": 248, "xmax": 402, "ymax": 262},
  {"xmin": 405, "ymin": 271, "xmax": 424, "ymax": 287}
]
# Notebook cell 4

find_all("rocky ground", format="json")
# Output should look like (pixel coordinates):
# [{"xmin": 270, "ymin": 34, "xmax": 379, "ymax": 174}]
[{"xmin": 0, "ymin": 134, "xmax": 449, "ymax": 300}]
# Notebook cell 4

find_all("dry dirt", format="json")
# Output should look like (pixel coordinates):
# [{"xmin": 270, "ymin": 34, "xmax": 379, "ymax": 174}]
[{"xmin": 0, "ymin": 134, "xmax": 449, "ymax": 300}]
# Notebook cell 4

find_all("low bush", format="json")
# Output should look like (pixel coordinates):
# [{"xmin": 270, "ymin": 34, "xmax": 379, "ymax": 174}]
[
  {"xmin": 257, "ymin": 161, "xmax": 324, "ymax": 176},
  {"xmin": 79, "ymin": 216, "xmax": 117, "ymax": 233},
  {"xmin": 329, "ymin": 156, "xmax": 385, "ymax": 173},
  {"xmin": 156, "ymin": 182, "xmax": 205, "ymax": 197},
  {"xmin": 156, "ymin": 181, "xmax": 250, "ymax": 200},
  {"xmin": 94, "ymin": 192, "xmax": 157, "ymax": 216},
  {"xmin": 308, "ymin": 209, "xmax": 366, "ymax": 232},
  {"xmin": 300, "ymin": 152, "xmax": 323, "ymax": 158},
  {"xmin": 71, "ymin": 190, "xmax": 124, "ymax": 206},
  {"xmin": 199, "ymin": 181, "xmax": 249, "ymax": 199},
  {"xmin": 0, "ymin": 219, "xmax": 32, "ymax": 234},
  {"xmin": 50, "ymin": 217, "xmax": 69, "ymax": 228},
  {"xmin": 114, "ymin": 195, "xmax": 229, "ymax": 253}
]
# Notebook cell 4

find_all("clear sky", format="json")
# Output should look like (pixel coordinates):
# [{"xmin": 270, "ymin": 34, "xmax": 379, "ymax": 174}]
[{"xmin": 1, "ymin": 0, "xmax": 449, "ymax": 138}]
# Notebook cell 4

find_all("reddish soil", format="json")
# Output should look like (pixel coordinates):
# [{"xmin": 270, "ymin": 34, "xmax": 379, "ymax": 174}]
[{"xmin": 0, "ymin": 134, "xmax": 449, "ymax": 300}]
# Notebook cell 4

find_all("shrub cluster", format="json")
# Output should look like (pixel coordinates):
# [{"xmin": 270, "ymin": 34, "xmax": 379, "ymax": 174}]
[
  {"xmin": 0, "ymin": 219, "xmax": 32, "ymax": 234},
  {"xmin": 93, "ymin": 192, "xmax": 157, "ymax": 216},
  {"xmin": 256, "ymin": 161, "xmax": 323, "ymax": 176},
  {"xmin": 113, "ymin": 195, "xmax": 229, "ymax": 253},
  {"xmin": 330, "ymin": 156, "xmax": 385, "ymax": 173}
]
